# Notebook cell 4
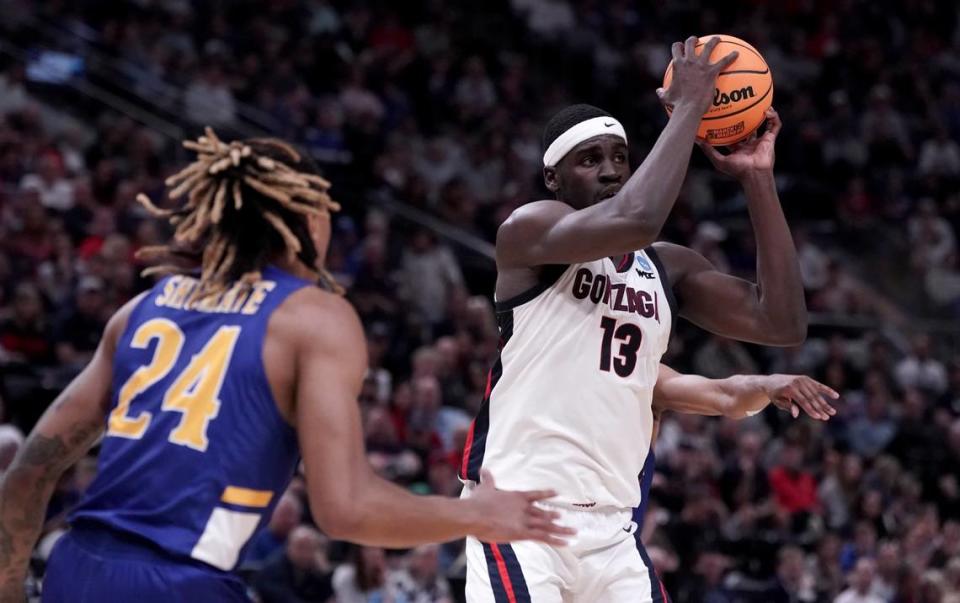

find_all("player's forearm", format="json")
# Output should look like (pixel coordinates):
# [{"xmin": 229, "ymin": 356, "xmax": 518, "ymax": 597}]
[
  {"xmin": 717, "ymin": 374, "xmax": 773, "ymax": 419},
  {"xmin": 741, "ymin": 170, "xmax": 807, "ymax": 345},
  {"xmin": 0, "ymin": 435, "xmax": 73, "ymax": 594},
  {"xmin": 610, "ymin": 104, "xmax": 702, "ymax": 243},
  {"xmin": 334, "ymin": 477, "xmax": 478, "ymax": 547}
]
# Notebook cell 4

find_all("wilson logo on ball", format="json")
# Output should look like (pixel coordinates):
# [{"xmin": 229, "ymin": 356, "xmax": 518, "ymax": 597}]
[{"xmin": 713, "ymin": 86, "xmax": 756, "ymax": 107}]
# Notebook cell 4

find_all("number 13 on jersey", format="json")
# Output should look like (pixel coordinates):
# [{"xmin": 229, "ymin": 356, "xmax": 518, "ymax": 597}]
[
  {"xmin": 599, "ymin": 316, "xmax": 643, "ymax": 377},
  {"xmin": 107, "ymin": 318, "xmax": 241, "ymax": 452}
]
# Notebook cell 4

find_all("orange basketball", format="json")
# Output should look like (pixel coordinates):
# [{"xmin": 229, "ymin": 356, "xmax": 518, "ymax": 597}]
[{"xmin": 662, "ymin": 34, "xmax": 773, "ymax": 146}]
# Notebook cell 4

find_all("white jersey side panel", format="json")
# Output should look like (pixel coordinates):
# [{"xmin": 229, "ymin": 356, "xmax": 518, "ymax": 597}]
[{"xmin": 462, "ymin": 250, "xmax": 674, "ymax": 509}]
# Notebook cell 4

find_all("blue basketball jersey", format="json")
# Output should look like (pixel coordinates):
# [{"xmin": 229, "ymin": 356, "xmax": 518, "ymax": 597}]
[{"xmin": 71, "ymin": 266, "xmax": 312, "ymax": 572}]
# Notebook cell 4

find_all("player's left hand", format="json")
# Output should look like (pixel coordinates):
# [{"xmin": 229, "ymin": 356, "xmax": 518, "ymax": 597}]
[
  {"xmin": 697, "ymin": 107, "xmax": 781, "ymax": 179},
  {"xmin": 763, "ymin": 374, "xmax": 838, "ymax": 421}
]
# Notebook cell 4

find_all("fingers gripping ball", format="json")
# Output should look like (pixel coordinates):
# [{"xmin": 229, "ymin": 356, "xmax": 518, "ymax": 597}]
[{"xmin": 663, "ymin": 35, "xmax": 774, "ymax": 146}]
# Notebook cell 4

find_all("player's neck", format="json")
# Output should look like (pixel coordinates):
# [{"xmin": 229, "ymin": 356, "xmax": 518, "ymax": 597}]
[{"xmin": 273, "ymin": 255, "xmax": 319, "ymax": 281}]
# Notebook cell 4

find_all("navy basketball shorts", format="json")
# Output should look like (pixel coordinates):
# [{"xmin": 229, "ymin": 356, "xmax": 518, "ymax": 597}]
[{"xmin": 42, "ymin": 525, "xmax": 249, "ymax": 602}]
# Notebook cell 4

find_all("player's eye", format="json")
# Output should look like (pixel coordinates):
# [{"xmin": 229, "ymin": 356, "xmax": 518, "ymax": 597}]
[
  {"xmin": 614, "ymin": 153, "xmax": 627, "ymax": 163},
  {"xmin": 581, "ymin": 155, "xmax": 598, "ymax": 167}
]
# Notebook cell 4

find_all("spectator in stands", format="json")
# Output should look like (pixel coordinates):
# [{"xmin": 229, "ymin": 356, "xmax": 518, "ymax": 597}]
[
  {"xmin": 835, "ymin": 558, "xmax": 884, "ymax": 603},
  {"xmin": 453, "ymin": 56, "xmax": 497, "ymax": 123},
  {"xmin": 183, "ymin": 63, "xmax": 236, "ymax": 127},
  {"xmin": 811, "ymin": 533, "xmax": 846, "ymax": 602},
  {"xmin": 718, "ymin": 431, "xmax": 774, "ymax": 533},
  {"xmin": 769, "ymin": 442, "xmax": 819, "ymax": 521},
  {"xmin": 244, "ymin": 494, "xmax": 304, "ymax": 568},
  {"xmin": 53, "ymin": 276, "xmax": 107, "ymax": 369},
  {"xmin": 398, "ymin": 229, "xmax": 464, "ymax": 330},
  {"xmin": 819, "ymin": 453, "xmax": 862, "ymax": 531},
  {"xmin": 332, "ymin": 545, "xmax": 390, "ymax": 603},
  {"xmin": 872, "ymin": 541, "xmax": 901, "ymax": 602},
  {"xmin": 0, "ymin": 283, "xmax": 51, "ymax": 366},
  {"xmin": 895, "ymin": 334, "xmax": 948, "ymax": 397},
  {"xmin": 387, "ymin": 543, "xmax": 452, "ymax": 603},
  {"xmin": 252, "ymin": 525, "xmax": 334, "ymax": 603},
  {"xmin": 841, "ymin": 522, "xmax": 879, "ymax": 573},
  {"xmin": 848, "ymin": 391, "xmax": 897, "ymax": 458},
  {"xmin": 365, "ymin": 404, "xmax": 422, "ymax": 483},
  {"xmin": 18, "ymin": 152, "xmax": 74, "ymax": 212},
  {"xmin": 771, "ymin": 545, "xmax": 817, "ymax": 602},
  {"xmin": 7, "ymin": 198, "xmax": 56, "ymax": 269},
  {"xmin": 910, "ymin": 199, "xmax": 957, "ymax": 274},
  {"xmin": 919, "ymin": 126, "xmax": 960, "ymax": 179},
  {"xmin": 412, "ymin": 376, "xmax": 470, "ymax": 454}
]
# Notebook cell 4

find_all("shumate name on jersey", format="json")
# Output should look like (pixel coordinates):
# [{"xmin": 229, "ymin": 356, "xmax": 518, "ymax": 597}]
[
  {"xmin": 461, "ymin": 249, "xmax": 676, "ymax": 509},
  {"xmin": 71, "ymin": 266, "xmax": 311, "ymax": 572}
]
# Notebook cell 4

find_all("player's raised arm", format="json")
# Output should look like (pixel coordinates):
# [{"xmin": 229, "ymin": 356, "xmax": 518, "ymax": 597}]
[
  {"xmin": 291, "ymin": 290, "xmax": 573, "ymax": 547},
  {"xmin": 653, "ymin": 108, "xmax": 807, "ymax": 346},
  {"xmin": 652, "ymin": 364, "xmax": 838, "ymax": 421},
  {"xmin": 0, "ymin": 294, "xmax": 142, "ymax": 600},
  {"xmin": 497, "ymin": 36, "xmax": 738, "ymax": 269}
]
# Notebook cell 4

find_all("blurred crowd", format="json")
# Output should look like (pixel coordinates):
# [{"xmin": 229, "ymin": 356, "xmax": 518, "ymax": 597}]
[{"xmin": 1, "ymin": 0, "xmax": 960, "ymax": 602}]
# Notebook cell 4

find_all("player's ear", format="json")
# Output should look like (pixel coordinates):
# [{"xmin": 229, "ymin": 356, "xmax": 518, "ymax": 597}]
[{"xmin": 543, "ymin": 166, "xmax": 559, "ymax": 193}]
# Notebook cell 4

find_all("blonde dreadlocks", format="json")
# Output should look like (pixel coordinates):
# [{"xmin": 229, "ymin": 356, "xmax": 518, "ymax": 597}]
[{"xmin": 136, "ymin": 128, "xmax": 342, "ymax": 299}]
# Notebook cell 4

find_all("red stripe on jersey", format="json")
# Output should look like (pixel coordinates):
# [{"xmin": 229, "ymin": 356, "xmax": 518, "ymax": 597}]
[
  {"xmin": 491, "ymin": 543, "xmax": 518, "ymax": 603},
  {"xmin": 461, "ymin": 421, "xmax": 476, "ymax": 477},
  {"xmin": 484, "ymin": 369, "xmax": 493, "ymax": 398}
]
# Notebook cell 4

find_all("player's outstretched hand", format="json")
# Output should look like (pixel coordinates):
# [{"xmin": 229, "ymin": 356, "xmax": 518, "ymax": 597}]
[
  {"xmin": 697, "ymin": 107, "xmax": 782, "ymax": 179},
  {"xmin": 764, "ymin": 374, "xmax": 839, "ymax": 421},
  {"xmin": 658, "ymin": 36, "xmax": 739, "ymax": 116},
  {"xmin": 467, "ymin": 469, "xmax": 575, "ymax": 545}
]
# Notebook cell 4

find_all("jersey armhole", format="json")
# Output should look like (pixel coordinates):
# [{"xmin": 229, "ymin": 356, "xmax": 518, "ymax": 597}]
[{"xmin": 494, "ymin": 264, "xmax": 569, "ymax": 313}]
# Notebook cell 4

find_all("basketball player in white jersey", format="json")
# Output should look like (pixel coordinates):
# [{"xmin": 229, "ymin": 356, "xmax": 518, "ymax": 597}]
[{"xmin": 459, "ymin": 36, "xmax": 834, "ymax": 602}]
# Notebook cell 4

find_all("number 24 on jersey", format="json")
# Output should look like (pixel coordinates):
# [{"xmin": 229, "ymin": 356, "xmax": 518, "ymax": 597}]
[{"xmin": 107, "ymin": 318, "xmax": 241, "ymax": 452}]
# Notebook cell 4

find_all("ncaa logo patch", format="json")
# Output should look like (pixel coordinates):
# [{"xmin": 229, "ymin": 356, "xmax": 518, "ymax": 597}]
[{"xmin": 636, "ymin": 254, "xmax": 653, "ymax": 272}]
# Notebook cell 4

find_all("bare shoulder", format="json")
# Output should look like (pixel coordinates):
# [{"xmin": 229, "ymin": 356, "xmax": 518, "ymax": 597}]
[
  {"xmin": 496, "ymin": 200, "xmax": 574, "ymax": 268},
  {"xmin": 270, "ymin": 286, "xmax": 365, "ymax": 353},
  {"xmin": 498, "ymin": 200, "xmax": 573, "ymax": 235}
]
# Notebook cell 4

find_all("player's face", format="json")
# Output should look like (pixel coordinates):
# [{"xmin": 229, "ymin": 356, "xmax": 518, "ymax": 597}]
[{"xmin": 546, "ymin": 135, "xmax": 630, "ymax": 209}]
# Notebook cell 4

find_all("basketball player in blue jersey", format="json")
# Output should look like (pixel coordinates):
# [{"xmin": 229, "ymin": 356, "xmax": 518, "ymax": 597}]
[
  {"xmin": 0, "ymin": 130, "xmax": 574, "ymax": 602},
  {"xmin": 459, "ymin": 37, "xmax": 836, "ymax": 602}
]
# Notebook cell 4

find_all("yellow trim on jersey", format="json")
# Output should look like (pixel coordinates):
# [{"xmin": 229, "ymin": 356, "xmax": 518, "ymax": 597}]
[{"xmin": 221, "ymin": 486, "xmax": 274, "ymax": 508}]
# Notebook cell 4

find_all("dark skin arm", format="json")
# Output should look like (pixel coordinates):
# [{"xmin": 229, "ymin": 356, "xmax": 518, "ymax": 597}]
[
  {"xmin": 653, "ymin": 108, "xmax": 807, "ymax": 346},
  {"xmin": 0, "ymin": 293, "xmax": 144, "ymax": 602},
  {"xmin": 652, "ymin": 364, "xmax": 838, "ymax": 421},
  {"xmin": 496, "ymin": 37, "xmax": 738, "ymax": 293},
  {"xmin": 649, "ymin": 363, "xmax": 838, "ymax": 445},
  {"xmin": 285, "ymin": 289, "xmax": 572, "ymax": 547}
]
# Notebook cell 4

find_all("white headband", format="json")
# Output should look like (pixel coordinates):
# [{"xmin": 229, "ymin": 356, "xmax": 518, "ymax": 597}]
[{"xmin": 542, "ymin": 116, "xmax": 628, "ymax": 167}]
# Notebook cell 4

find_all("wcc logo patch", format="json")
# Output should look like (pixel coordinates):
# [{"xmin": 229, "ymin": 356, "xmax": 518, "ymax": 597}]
[{"xmin": 635, "ymin": 254, "xmax": 655, "ymax": 279}]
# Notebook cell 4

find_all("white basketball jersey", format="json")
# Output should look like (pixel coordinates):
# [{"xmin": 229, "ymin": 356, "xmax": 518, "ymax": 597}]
[{"xmin": 460, "ymin": 248, "xmax": 675, "ymax": 509}]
